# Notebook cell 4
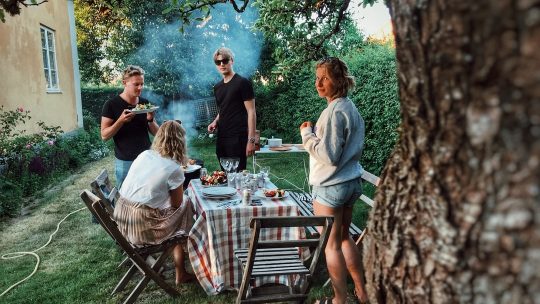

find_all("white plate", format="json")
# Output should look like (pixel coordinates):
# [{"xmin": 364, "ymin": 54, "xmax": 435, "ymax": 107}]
[
  {"xmin": 254, "ymin": 189, "xmax": 289, "ymax": 199},
  {"xmin": 202, "ymin": 182, "xmax": 228, "ymax": 188},
  {"xmin": 129, "ymin": 106, "xmax": 159, "ymax": 114},
  {"xmin": 183, "ymin": 164, "xmax": 201, "ymax": 173},
  {"xmin": 202, "ymin": 187, "xmax": 237, "ymax": 197}
]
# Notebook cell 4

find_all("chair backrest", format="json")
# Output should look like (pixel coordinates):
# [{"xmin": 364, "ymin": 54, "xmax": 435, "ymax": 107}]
[
  {"xmin": 359, "ymin": 169, "xmax": 381, "ymax": 208},
  {"xmin": 90, "ymin": 169, "xmax": 117, "ymax": 214},
  {"xmin": 237, "ymin": 215, "xmax": 333, "ymax": 303},
  {"xmin": 81, "ymin": 190, "xmax": 129, "ymax": 247},
  {"xmin": 249, "ymin": 216, "xmax": 333, "ymax": 274}
]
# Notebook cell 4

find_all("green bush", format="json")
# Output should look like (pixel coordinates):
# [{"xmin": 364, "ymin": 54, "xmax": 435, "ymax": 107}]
[
  {"xmin": 0, "ymin": 107, "xmax": 110, "ymax": 217},
  {"xmin": 0, "ymin": 176, "xmax": 23, "ymax": 216},
  {"xmin": 255, "ymin": 42, "xmax": 400, "ymax": 175},
  {"xmin": 81, "ymin": 87, "xmax": 122, "ymax": 123},
  {"xmin": 347, "ymin": 43, "xmax": 400, "ymax": 175}
]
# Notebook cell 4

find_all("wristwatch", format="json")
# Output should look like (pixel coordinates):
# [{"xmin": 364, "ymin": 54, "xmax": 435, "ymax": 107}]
[{"xmin": 248, "ymin": 137, "xmax": 256, "ymax": 144}]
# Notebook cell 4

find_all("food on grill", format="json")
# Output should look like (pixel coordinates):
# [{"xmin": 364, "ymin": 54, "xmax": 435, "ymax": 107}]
[
  {"xmin": 263, "ymin": 188, "xmax": 285, "ymax": 198},
  {"xmin": 201, "ymin": 171, "xmax": 227, "ymax": 185}
]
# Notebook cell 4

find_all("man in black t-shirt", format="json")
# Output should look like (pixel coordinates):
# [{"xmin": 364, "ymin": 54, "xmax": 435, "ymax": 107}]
[
  {"xmin": 101, "ymin": 65, "xmax": 159, "ymax": 188},
  {"xmin": 208, "ymin": 47, "xmax": 257, "ymax": 171}
]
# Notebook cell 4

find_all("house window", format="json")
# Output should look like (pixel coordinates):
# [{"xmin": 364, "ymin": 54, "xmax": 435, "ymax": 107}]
[{"xmin": 40, "ymin": 26, "xmax": 60, "ymax": 91}]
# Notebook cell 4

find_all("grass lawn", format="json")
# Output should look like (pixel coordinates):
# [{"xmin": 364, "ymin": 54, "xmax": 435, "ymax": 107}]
[{"xmin": 0, "ymin": 141, "xmax": 372, "ymax": 303}]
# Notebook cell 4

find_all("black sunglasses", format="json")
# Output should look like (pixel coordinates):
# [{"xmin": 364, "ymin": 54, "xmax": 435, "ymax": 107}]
[{"xmin": 214, "ymin": 58, "xmax": 230, "ymax": 65}]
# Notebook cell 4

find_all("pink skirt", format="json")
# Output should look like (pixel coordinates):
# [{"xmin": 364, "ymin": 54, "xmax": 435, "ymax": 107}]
[{"xmin": 113, "ymin": 196, "xmax": 194, "ymax": 246}]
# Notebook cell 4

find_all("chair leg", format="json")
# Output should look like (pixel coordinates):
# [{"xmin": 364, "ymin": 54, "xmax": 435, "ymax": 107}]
[
  {"xmin": 113, "ymin": 264, "xmax": 138, "ymax": 294},
  {"xmin": 123, "ymin": 248, "xmax": 179, "ymax": 304},
  {"xmin": 117, "ymin": 256, "xmax": 131, "ymax": 268},
  {"xmin": 147, "ymin": 248, "xmax": 180, "ymax": 296}
]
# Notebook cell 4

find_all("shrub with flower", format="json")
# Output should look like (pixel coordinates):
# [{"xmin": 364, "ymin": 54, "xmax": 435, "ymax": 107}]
[{"xmin": 0, "ymin": 106, "xmax": 109, "ymax": 217}]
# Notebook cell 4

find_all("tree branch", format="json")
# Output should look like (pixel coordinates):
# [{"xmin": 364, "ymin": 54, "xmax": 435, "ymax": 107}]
[
  {"xmin": 188, "ymin": 0, "xmax": 227, "ymax": 12},
  {"xmin": 1, "ymin": 0, "xmax": 48, "ymax": 19},
  {"xmin": 313, "ymin": 0, "xmax": 350, "ymax": 50},
  {"xmin": 230, "ymin": 0, "xmax": 250, "ymax": 13},
  {"xmin": 21, "ymin": 0, "xmax": 48, "ymax": 7}
]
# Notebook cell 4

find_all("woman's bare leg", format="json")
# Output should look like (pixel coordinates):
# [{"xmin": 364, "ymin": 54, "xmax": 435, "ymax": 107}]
[
  {"xmin": 173, "ymin": 244, "xmax": 193, "ymax": 284},
  {"xmin": 314, "ymin": 201, "xmax": 347, "ymax": 304},
  {"xmin": 341, "ymin": 206, "xmax": 368, "ymax": 302}
]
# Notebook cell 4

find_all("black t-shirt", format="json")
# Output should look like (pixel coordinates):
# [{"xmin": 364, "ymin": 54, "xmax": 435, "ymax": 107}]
[
  {"xmin": 214, "ymin": 74, "xmax": 254, "ymax": 137},
  {"xmin": 101, "ymin": 95, "xmax": 152, "ymax": 161}
]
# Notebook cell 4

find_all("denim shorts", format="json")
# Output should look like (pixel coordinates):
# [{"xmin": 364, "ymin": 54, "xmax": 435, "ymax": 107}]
[
  {"xmin": 115, "ymin": 158, "xmax": 134, "ymax": 189},
  {"xmin": 312, "ymin": 178, "xmax": 362, "ymax": 208}
]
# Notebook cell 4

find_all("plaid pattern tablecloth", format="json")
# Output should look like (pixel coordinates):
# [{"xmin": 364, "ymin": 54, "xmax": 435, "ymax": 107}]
[{"xmin": 187, "ymin": 180, "xmax": 302, "ymax": 295}]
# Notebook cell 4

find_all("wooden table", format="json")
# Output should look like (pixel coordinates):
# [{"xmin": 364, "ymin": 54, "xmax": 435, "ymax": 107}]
[{"xmin": 186, "ymin": 179, "xmax": 304, "ymax": 295}]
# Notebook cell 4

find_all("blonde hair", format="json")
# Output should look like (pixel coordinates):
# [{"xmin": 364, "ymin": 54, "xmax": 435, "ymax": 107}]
[
  {"xmin": 151, "ymin": 121, "xmax": 188, "ymax": 164},
  {"xmin": 122, "ymin": 65, "xmax": 145, "ymax": 81},
  {"xmin": 316, "ymin": 57, "xmax": 355, "ymax": 99},
  {"xmin": 213, "ymin": 47, "xmax": 234, "ymax": 61}
]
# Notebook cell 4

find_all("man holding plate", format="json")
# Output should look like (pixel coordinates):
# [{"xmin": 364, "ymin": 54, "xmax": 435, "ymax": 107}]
[{"xmin": 101, "ymin": 65, "xmax": 159, "ymax": 188}]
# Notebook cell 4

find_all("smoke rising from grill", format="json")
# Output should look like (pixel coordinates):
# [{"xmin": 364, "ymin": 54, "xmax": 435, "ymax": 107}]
[{"xmin": 133, "ymin": 4, "xmax": 263, "ymax": 139}]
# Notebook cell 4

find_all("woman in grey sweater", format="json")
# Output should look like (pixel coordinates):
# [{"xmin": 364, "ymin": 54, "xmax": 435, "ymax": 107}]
[{"xmin": 300, "ymin": 57, "xmax": 367, "ymax": 304}]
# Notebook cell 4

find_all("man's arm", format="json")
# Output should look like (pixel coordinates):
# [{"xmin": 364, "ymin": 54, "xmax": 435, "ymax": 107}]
[
  {"xmin": 100, "ymin": 110, "xmax": 135, "ymax": 140},
  {"xmin": 146, "ymin": 111, "xmax": 159, "ymax": 135},
  {"xmin": 244, "ymin": 99, "xmax": 257, "ymax": 156},
  {"xmin": 208, "ymin": 114, "xmax": 220, "ymax": 133}
]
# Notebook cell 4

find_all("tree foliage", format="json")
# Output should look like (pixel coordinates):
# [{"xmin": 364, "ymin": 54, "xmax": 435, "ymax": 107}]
[
  {"xmin": 165, "ymin": 0, "xmax": 377, "ymax": 75},
  {"xmin": 75, "ymin": 0, "xmax": 262, "ymax": 97},
  {"xmin": 74, "ymin": 0, "xmax": 379, "ymax": 86},
  {"xmin": 0, "ymin": 0, "xmax": 47, "ymax": 22}
]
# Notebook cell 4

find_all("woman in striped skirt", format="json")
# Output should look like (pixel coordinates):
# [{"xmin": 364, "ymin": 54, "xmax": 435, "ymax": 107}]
[{"xmin": 114, "ymin": 120, "xmax": 195, "ymax": 285}]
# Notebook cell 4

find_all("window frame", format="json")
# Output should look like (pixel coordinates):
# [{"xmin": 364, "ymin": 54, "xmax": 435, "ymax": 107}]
[{"xmin": 40, "ymin": 25, "xmax": 60, "ymax": 92}]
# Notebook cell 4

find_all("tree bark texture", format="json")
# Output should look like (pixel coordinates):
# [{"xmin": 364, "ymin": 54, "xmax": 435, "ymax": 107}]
[{"xmin": 363, "ymin": 0, "xmax": 540, "ymax": 303}]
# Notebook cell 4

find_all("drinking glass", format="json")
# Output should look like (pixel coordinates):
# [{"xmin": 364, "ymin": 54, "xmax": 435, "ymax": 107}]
[
  {"xmin": 260, "ymin": 166, "xmax": 270, "ymax": 180},
  {"xmin": 227, "ymin": 172, "xmax": 236, "ymax": 188},
  {"xmin": 220, "ymin": 158, "xmax": 233, "ymax": 173},
  {"xmin": 230, "ymin": 158, "xmax": 240, "ymax": 173},
  {"xmin": 200, "ymin": 168, "xmax": 208, "ymax": 180}
]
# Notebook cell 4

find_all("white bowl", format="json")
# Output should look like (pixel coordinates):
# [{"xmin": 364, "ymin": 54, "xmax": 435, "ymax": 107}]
[{"xmin": 267, "ymin": 138, "xmax": 282, "ymax": 148}]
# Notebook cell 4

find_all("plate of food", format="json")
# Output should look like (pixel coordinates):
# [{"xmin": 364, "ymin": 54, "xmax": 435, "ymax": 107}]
[
  {"xmin": 183, "ymin": 164, "xmax": 201, "ymax": 173},
  {"xmin": 255, "ymin": 188, "xmax": 288, "ymax": 199},
  {"xmin": 129, "ymin": 103, "xmax": 159, "ymax": 114},
  {"xmin": 201, "ymin": 171, "xmax": 227, "ymax": 186}
]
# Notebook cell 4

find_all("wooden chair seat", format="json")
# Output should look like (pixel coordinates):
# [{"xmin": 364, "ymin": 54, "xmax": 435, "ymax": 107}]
[
  {"xmin": 235, "ymin": 247, "xmax": 309, "ymax": 277},
  {"xmin": 81, "ymin": 190, "xmax": 187, "ymax": 304}
]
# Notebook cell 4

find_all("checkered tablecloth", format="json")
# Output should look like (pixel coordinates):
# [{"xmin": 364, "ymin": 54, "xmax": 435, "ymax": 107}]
[{"xmin": 187, "ymin": 179, "xmax": 302, "ymax": 295}]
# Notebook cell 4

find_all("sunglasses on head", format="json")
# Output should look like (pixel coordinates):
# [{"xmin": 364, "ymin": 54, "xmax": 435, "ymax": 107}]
[{"xmin": 214, "ymin": 58, "xmax": 230, "ymax": 65}]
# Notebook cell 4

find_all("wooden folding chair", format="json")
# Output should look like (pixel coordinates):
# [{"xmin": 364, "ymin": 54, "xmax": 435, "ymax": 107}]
[
  {"xmin": 80, "ymin": 190, "xmax": 187, "ymax": 304},
  {"xmin": 234, "ymin": 216, "xmax": 333, "ymax": 304},
  {"xmin": 90, "ymin": 169, "xmax": 118, "ymax": 214}
]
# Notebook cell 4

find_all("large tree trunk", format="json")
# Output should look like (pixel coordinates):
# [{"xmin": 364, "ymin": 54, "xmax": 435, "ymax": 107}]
[{"xmin": 363, "ymin": 0, "xmax": 540, "ymax": 303}]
